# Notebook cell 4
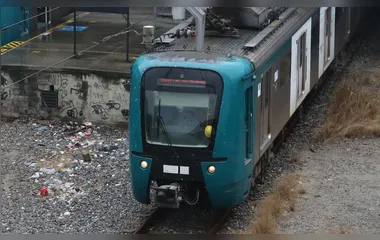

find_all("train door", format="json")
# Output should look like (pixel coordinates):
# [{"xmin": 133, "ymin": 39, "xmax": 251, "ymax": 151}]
[
  {"xmin": 290, "ymin": 18, "xmax": 312, "ymax": 117},
  {"xmin": 318, "ymin": 7, "xmax": 336, "ymax": 78},
  {"xmin": 245, "ymin": 86, "xmax": 254, "ymax": 194},
  {"xmin": 245, "ymin": 86, "xmax": 254, "ymax": 159},
  {"xmin": 260, "ymin": 68, "xmax": 271, "ymax": 149}
]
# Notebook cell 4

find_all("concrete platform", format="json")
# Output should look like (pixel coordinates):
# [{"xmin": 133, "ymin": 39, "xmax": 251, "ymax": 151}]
[{"xmin": 1, "ymin": 8, "xmax": 181, "ymax": 74}]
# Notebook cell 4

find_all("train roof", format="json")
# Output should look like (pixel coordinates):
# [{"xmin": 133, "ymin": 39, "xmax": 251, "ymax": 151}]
[{"xmin": 151, "ymin": 7, "xmax": 318, "ymax": 69}]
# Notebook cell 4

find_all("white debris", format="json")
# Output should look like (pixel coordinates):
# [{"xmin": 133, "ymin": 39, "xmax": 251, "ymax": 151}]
[
  {"xmin": 40, "ymin": 168, "xmax": 56, "ymax": 175},
  {"xmin": 30, "ymin": 173, "xmax": 41, "ymax": 179},
  {"xmin": 64, "ymin": 182, "xmax": 74, "ymax": 188}
]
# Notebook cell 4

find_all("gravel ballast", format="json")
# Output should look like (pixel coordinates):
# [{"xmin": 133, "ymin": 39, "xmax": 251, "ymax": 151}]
[{"xmin": 1, "ymin": 119, "xmax": 156, "ymax": 234}]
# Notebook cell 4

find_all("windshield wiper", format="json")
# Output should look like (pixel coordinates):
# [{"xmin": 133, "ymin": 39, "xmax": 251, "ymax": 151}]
[{"xmin": 157, "ymin": 98, "xmax": 179, "ymax": 160}]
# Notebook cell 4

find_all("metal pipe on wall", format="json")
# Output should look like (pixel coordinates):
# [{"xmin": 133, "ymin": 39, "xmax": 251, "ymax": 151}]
[
  {"xmin": 73, "ymin": 8, "xmax": 77, "ymax": 56},
  {"xmin": 185, "ymin": 7, "xmax": 206, "ymax": 52},
  {"xmin": 153, "ymin": 7, "xmax": 156, "ymax": 39},
  {"xmin": 126, "ymin": 8, "xmax": 130, "ymax": 62},
  {"xmin": 172, "ymin": 7, "xmax": 186, "ymax": 20}
]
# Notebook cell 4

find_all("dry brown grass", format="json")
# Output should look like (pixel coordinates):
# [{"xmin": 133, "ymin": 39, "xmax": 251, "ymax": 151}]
[
  {"xmin": 316, "ymin": 71, "xmax": 380, "ymax": 142},
  {"xmin": 290, "ymin": 151, "xmax": 301, "ymax": 163},
  {"xmin": 252, "ymin": 174, "xmax": 305, "ymax": 234}
]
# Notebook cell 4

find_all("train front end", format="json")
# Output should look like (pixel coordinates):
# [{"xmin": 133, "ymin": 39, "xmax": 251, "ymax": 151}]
[{"xmin": 129, "ymin": 51, "xmax": 254, "ymax": 209}]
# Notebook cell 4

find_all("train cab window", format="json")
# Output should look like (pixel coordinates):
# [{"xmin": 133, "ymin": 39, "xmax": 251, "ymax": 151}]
[{"xmin": 142, "ymin": 67, "xmax": 224, "ymax": 148}]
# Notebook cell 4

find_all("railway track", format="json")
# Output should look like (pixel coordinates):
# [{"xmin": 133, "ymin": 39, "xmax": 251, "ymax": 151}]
[{"xmin": 123, "ymin": 207, "xmax": 232, "ymax": 234}]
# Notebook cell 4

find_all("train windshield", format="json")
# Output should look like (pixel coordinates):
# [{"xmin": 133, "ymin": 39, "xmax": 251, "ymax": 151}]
[{"xmin": 142, "ymin": 67, "xmax": 223, "ymax": 148}]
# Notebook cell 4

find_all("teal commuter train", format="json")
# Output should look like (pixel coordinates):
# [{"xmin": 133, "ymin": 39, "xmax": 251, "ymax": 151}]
[{"xmin": 128, "ymin": 7, "xmax": 367, "ymax": 209}]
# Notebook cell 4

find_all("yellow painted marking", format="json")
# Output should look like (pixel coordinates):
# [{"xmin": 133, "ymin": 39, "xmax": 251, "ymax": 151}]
[
  {"xmin": 8, "ymin": 42, "xmax": 19, "ymax": 48},
  {"xmin": 32, "ymin": 50, "xmax": 41, "ymax": 54},
  {"xmin": 11, "ymin": 41, "xmax": 22, "ymax": 46},
  {"xmin": 0, "ymin": 41, "xmax": 25, "ymax": 55},
  {"xmin": 1, "ymin": 12, "xmax": 89, "ymax": 56}
]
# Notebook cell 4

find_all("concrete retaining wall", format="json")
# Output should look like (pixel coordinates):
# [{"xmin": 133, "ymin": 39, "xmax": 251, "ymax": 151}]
[{"xmin": 0, "ymin": 67, "xmax": 131, "ymax": 125}]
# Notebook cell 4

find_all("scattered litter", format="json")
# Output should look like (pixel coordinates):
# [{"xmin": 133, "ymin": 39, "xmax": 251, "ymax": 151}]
[
  {"xmin": 84, "ymin": 122, "xmax": 92, "ymax": 127},
  {"xmin": 81, "ymin": 149, "xmax": 92, "ymax": 162},
  {"xmin": 64, "ymin": 182, "xmax": 74, "ymax": 188},
  {"xmin": 30, "ymin": 172, "xmax": 41, "ymax": 179},
  {"xmin": 40, "ymin": 168, "xmax": 56, "ymax": 175},
  {"xmin": 363, "ymin": 141, "xmax": 369, "ymax": 145},
  {"xmin": 36, "ymin": 126, "xmax": 49, "ymax": 131},
  {"xmin": 99, "ymin": 145, "xmax": 119, "ymax": 152},
  {"xmin": 5, "ymin": 118, "xmax": 130, "ymax": 221},
  {"xmin": 40, "ymin": 187, "xmax": 48, "ymax": 197}
]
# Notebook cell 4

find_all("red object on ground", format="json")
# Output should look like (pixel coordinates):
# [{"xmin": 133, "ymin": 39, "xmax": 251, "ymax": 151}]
[
  {"xmin": 40, "ymin": 186, "xmax": 48, "ymax": 197},
  {"xmin": 84, "ymin": 130, "xmax": 91, "ymax": 136},
  {"xmin": 363, "ymin": 141, "xmax": 369, "ymax": 145}
]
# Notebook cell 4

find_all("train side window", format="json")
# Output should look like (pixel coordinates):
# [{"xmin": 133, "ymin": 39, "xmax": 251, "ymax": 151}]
[
  {"xmin": 296, "ymin": 32, "xmax": 307, "ymax": 97},
  {"xmin": 245, "ymin": 86, "xmax": 254, "ymax": 156}
]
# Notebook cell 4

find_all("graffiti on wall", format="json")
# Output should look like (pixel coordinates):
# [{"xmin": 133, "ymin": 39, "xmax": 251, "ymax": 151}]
[
  {"xmin": 1, "ymin": 76, "xmax": 9, "ymax": 106},
  {"xmin": 1, "ymin": 72, "xmax": 131, "ymax": 124},
  {"xmin": 60, "ymin": 100, "xmax": 84, "ymax": 118},
  {"xmin": 91, "ymin": 100, "xmax": 124, "ymax": 120},
  {"xmin": 121, "ymin": 109, "xmax": 129, "ymax": 121}
]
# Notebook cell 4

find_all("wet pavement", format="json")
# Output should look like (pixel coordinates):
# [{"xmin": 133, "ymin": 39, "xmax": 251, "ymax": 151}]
[{"xmin": 1, "ymin": 8, "xmax": 183, "ymax": 73}]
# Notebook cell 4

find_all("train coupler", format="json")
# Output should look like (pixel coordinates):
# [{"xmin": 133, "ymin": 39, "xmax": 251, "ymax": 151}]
[{"xmin": 151, "ymin": 183, "xmax": 184, "ymax": 209}]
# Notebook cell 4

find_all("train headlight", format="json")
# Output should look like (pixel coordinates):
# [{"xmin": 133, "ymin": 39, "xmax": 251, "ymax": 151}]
[
  {"xmin": 205, "ymin": 125, "xmax": 212, "ymax": 138},
  {"xmin": 207, "ymin": 165, "xmax": 216, "ymax": 174},
  {"xmin": 140, "ymin": 161, "xmax": 148, "ymax": 169}
]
